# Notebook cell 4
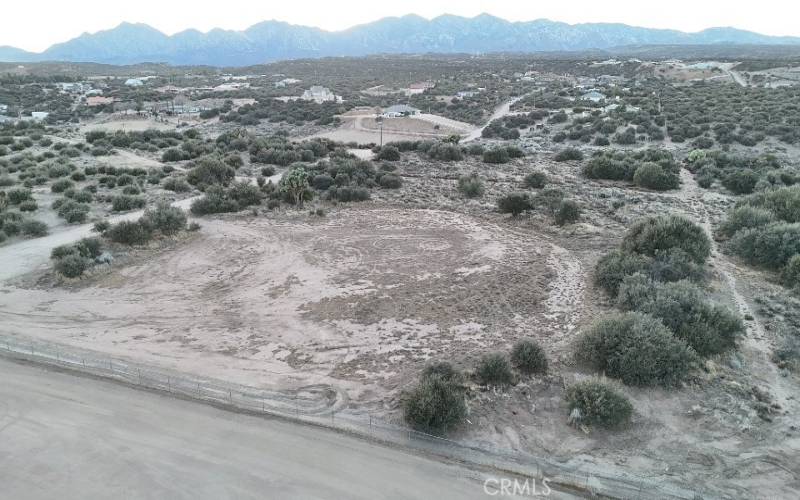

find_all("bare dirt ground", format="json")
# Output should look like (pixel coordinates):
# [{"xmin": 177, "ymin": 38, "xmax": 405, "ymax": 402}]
[
  {"xmin": 309, "ymin": 115, "xmax": 473, "ymax": 144},
  {"xmin": 0, "ymin": 208, "xmax": 558, "ymax": 400}
]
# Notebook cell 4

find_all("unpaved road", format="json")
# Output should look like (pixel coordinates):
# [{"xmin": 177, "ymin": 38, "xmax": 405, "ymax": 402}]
[
  {"xmin": 463, "ymin": 94, "xmax": 530, "ymax": 142},
  {"xmin": 0, "ymin": 357, "xmax": 539, "ymax": 500},
  {"xmin": 0, "ymin": 172, "xmax": 283, "ymax": 284},
  {"xmin": 0, "ymin": 196, "xmax": 198, "ymax": 283}
]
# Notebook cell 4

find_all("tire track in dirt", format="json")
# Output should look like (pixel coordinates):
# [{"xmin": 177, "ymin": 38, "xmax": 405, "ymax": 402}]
[{"xmin": 679, "ymin": 169, "xmax": 796, "ymax": 407}]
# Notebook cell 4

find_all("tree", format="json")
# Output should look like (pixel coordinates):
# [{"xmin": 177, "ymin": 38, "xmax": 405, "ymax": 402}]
[{"xmin": 280, "ymin": 166, "xmax": 310, "ymax": 207}]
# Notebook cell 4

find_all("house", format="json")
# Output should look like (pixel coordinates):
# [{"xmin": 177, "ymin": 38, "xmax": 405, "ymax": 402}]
[
  {"xmin": 86, "ymin": 96, "xmax": 115, "ymax": 107},
  {"xmin": 382, "ymin": 104, "xmax": 420, "ymax": 118},
  {"xmin": 580, "ymin": 91, "xmax": 607, "ymax": 103},
  {"xmin": 301, "ymin": 86, "xmax": 338, "ymax": 103},
  {"xmin": 124, "ymin": 78, "xmax": 144, "ymax": 87},
  {"xmin": 274, "ymin": 78, "xmax": 301, "ymax": 88},
  {"xmin": 456, "ymin": 91, "xmax": 476, "ymax": 99},
  {"xmin": 213, "ymin": 82, "xmax": 250, "ymax": 92},
  {"xmin": 0, "ymin": 104, "xmax": 7, "ymax": 115},
  {"xmin": 405, "ymin": 81, "xmax": 435, "ymax": 95},
  {"xmin": 31, "ymin": 112, "xmax": 49, "ymax": 120}
]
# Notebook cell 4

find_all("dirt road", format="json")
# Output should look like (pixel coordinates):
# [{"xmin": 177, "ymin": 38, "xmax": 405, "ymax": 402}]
[
  {"xmin": 463, "ymin": 94, "xmax": 530, "ymax": 142},
  {"xmin": 0, "ymin": 196, "xmax": 199, "ymax": 283},
  {"xmin": 0, "ymin": 357, "xmax": 556, "ymax": 500}
]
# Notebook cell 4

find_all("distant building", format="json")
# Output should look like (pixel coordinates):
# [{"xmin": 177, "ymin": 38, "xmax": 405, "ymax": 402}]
[
  {"xmin": 0, "ymin": 104, "xmax": 7, "ymax": 115},
  {"xmin": 382, "ymin": 104, "xmax": 420, "ymax": 118},
  {"xmin": 302, "ymin": 86, "xmax": 339, "ymax": 103},
  {"xmin": 86, "ymin": 96, "xmax": 115, "ymax": 107},
  {"xmin": 124, "ymin": 78, "xmax": 144, "ymax": 87},
  {"xmin": 213, "ymin": 82, "xmax": 250, "ymax": 92},
  {"xmin": 456, "ymin": 91, "xmax": 476, "ymax": 99},
  {"xmin": 274, "ymin": 78, "xmax": 301, "ymax": 88},
  {"xmin": 406, "ymin": 81, "xmax": 435, "ymax": 94},
  {"xmin": 580, "ymin": 91, "xmax": 607, "ymax": 103},
  {"xmin": 31, "ymin": 112, "xmax": 49, "ymax": 120}
]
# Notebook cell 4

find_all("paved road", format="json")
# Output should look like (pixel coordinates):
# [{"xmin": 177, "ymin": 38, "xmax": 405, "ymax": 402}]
[{"xmin": 0, "ymin": 358, "xmax": 545, "ymax": 500}]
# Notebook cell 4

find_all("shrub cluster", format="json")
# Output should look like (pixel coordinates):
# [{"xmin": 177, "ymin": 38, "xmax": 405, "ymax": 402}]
[
  {"xmin": 565, "ymin": 380, "xmax": 633, "ymax": 428},
  {"xmin": 576, "ymin": 312, "xmax": 698, "ymax": 387},
  {"xmin": 403, "ymin": 362, "xmax": 466, "ymax": 434}
]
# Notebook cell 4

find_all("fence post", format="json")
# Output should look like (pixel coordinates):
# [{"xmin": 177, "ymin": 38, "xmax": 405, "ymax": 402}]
[
  {"xmin": 167, "ymin": 377, "xmax": 171, "ymax": 393},
  {"xmin": 197, "ymin": 382, "xmax": 201, "ymax": 397}
]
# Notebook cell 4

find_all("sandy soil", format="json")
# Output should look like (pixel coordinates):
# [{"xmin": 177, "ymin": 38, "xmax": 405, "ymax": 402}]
[
  {"xmin": 309, "ymin": 115, "xmax": 472, "ymax": 144},
  {"xmin": 0, "ymin": 208, "xmax": 557, "ymax": 401}
]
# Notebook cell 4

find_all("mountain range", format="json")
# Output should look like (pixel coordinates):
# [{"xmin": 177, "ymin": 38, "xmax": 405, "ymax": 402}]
[{"xmin": 2, "ymin": 14, "xmax": 800, "ymax": 67}]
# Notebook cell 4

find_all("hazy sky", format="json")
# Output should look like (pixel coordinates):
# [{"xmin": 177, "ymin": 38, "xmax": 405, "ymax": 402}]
[{"xmin": 5, "ymin": 0, "xmax": 799, "ymax": 52}]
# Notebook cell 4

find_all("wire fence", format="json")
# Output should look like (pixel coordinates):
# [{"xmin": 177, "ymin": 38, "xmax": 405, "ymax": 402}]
[{"xmin": 0, "ymin": 332, "xmax": 703, "ymax": 499}]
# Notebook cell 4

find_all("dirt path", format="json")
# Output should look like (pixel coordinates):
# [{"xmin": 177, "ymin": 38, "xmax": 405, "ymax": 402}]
[
  {"xmin": 678, "ymin": 169, "xmax": 796, "ymax": 407},
  {"xmin": 463, "ymin": 93, "xmax": 531, "ymax": 143},
  {"xmin": 0, "ymin": 196, "xmax": 198, "ymax": 284}
]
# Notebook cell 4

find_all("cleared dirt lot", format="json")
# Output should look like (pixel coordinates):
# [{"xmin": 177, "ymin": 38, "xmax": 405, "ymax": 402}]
[{"xmin": 0, "ymin": 207, "xmax": 562, "ymax": 401}]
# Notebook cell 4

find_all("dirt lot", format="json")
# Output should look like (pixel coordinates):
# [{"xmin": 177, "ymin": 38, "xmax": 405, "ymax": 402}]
[{"xmin": 0, "ymin": 207, "xmax": 567, "ymax": 396}]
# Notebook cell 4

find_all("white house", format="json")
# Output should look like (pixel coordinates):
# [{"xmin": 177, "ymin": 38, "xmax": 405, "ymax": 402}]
[
  {"xmin": 124, "ymin": 78, "xmax": 144, "ymax": 87},
  {"xmin": 382, "ymin": 104, "xmax": 420, "ymax": 118},
  {"xmin": 579, "ymin": 91, "xmax": 607, "ymax": 103},
  {"xmin": 31, "ymin": 112, "xmax": 50, "ymax": 120},
  {"xmin": 0, "ymin": 104, "xmax": 8, "ymax": 115},
  {"xmin": 301, "ymin": 86, "xmax": 338, "ymax": 103}
]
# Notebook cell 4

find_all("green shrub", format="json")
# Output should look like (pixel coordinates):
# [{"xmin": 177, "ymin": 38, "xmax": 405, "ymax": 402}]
[
  {"xmin": 144, "ymin": 202, "xmax": 187, "ymax": 235},
  {"xmin": 510, "ymin": 339, "xmax": 548, "ymax": 375},
  {"xmin": 497, "ymin": 193, "xmax": 532, "ymax": 216},
  {"xmin": 622, "ymin": 215, "xmax": 711, "ymax": 264},
  {"xmin": 647, "ymin": 248, "xmax": 705, "ymax": 284},
  {"xmin": 20, "ymin": 219, "xmax": 48, "ymax": 237},
  {"xmin": 7, "ymin": 188, "xmax": 32, "ymax": 204},
  {"xmin": 403, "ymin": 371, "xmax": 466, "ymax": 433},
  {"xmin": 18, "ymin": 200, "xmax": 37, "ymax": 212},
  {"xmin": 111, "ymin": 195, "xmax": 146, "ymax": 212},
  {"xmin": 781, "ymin": 255, "xmax": 800, "ymax": 289},
  {"xmin": 722, "ymin": 169, "xmax": 759, "ymax": 195},
  {"xmin": 738, "ymin": 186, "xmax": 800, "ymax": 223},
  {"xmin": 523, "ymin": 171, "xmax": 547, "ymax": 189},
  {"xmin": 427, "ymin": 142, "xmax": 463, "ymax": 161},
  {"xmin": 632, "ymin": 163, "xmax": 680, "ymax": 191},
  {"xmin": 483, "ymin": 148, "xmax": 510, "ymax": 164},
  {"xmin": 475, "ymin": 353, "xmax": 514, "ymax": 386},
  {"xmin": 718, "ymin": 206, "xmax": 775, "ymax": 238},
  {"xmin": 565, "ymin": 380, "xmax": 633, "ymax": 428},
  {"xmin": 378, "ymin": 174, "xmax": 402, "ymax": 189},
  {"xmin": 227, "ymin": 181, "xmax": 263, "ymax": 207},
  {"xmin": 190, "ymin": 186, "xmax": 240, "ymax": 215},
  {"xmin": 54, "ymin": 253, "xmax": 89, "ymax": 278},
  {"xmin": 594, "ymin": 250, "xmax": 651, "ymax": 296},
  {"xmin": 106, "ymin": 220, "xmax": 153, "ymax": 245},
  {"xmin": 554, "ymin": 148, "xmax": 583, "ymax": 162},
  {"xmin": 457, "ymin": 173, "xmax": 485, "ymax": 198},
  {"xmin": 554, "ymin": 199, "xmax": 581, "ymax": 226},
  {"xmin": 729, "ymin": 223, "xmax": 800, "ymax": 269},
  {"xmin": 312, "ymin": 174, "xmax": 334, "ymax": 190},
  {"xmin": 617, "ymin": 275, "xmax": 743, "ymax": 356},
  {"xmin": 187, "ymin": 157, "xmax": 235, "ymax": 188},
  {"xmin": 576, "ymin": 312, "xmax": 697, "ymax": 387},
  {"xmin": 161, "ymin": 148, "xmax": 186, "ymax": 162},
  {"xmin": 376, "ymin": 145, "xmax": 400, "ymax": 161},
  {"xmin": 162, "ymin": 176, "xmax": 191, "ymax": 193}
]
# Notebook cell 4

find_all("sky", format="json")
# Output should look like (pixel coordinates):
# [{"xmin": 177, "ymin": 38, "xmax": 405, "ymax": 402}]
[{"xmin": 4, "ymin": 0, "xmax": 800, "ymax": 52}]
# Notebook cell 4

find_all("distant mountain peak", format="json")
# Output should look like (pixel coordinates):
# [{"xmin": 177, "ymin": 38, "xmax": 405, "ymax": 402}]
[{"xmin": 1, "ymin": 14, "xmax": 798, "ymax": 66}]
